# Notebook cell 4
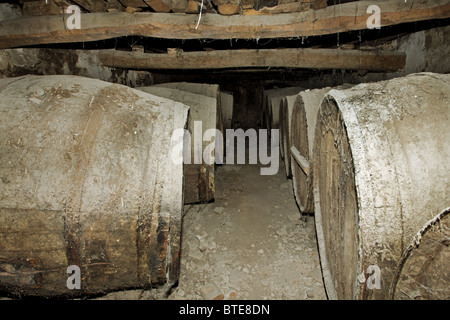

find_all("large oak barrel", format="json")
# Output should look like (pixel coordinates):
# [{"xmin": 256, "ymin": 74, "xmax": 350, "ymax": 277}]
[
  {"xmin": 313, "ymin": 73, "xmax": 450, "ymax": 300},
  {"xmin": 262, "ymin": 87, "xmax": 303, "ymax": 132},
  {"xmin": 153, "ymin": 81, "xmax": 223, "ymax": 134},
  {"xmin": 0, "ymin": 75, "xmax": 189, "ymax": 297},
  {"xmin": 138, "ymin": 86, "xmax": 218, "ymax": 204},
  {"xmin": 290, "ymin": 86, "xmax": 350, "ymax": 213}
]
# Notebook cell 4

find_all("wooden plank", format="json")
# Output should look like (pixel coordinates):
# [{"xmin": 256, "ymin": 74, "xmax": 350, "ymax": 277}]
[
  {"xmin": 0, "ymin": 0, "xmax": 449, "ymax": 48},
  {"xmin": 71, "ymin": 0, "xmax": 108, "ymax": 12},
  {"xmin": 108, "ymin": 0, "xmax": 125, "ymax": 11},
  {"xmin": 217, "ymin": 4, "xmax": 241, "ymax": 15},
  {"xmin": 145, "ymin": 0, "xmax": 188, "ymax": 12},
  {"xmin": 160, "ymin": 0, "xmax": 188, "ymax": 12},
  {"xmin": 98, "ymin": 48, "xmax": 406, "ymax": 71},
  {"xmin": 291, "ymin": 146, "xmax": 310, "ymax": 176},
  {"xmin": 185, "ymin": 0, "xmax": 200, "ymax": 13},
  {"xmin": 144, "ymin": 0, "xmax": 171, "ymax": 12},
  {"xmin": 258, "ymin": 1, "xmax": 310, "ymax": 14},
  {"xmin": 120, "ymin": 0, "xmax": 149, "ymax": 7},
  {"xmin": 22, "ymin": 0, "xmax": 63, "ymax": 16}
]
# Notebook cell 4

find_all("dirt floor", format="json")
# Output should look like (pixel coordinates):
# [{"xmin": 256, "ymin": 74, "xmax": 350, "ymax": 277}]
[{"xmin": 167, "ymin": 162, "xmax": 327, "ymax": 300}]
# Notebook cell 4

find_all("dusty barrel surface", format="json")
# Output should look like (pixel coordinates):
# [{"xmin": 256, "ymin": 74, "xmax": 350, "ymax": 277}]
[
  {"xmin": 138, "ymin": 86, "xmax": 218, "ymax": 204},
  {"xmin": 0, "ymin": 75, "xmax": 189, "ymax": 297},
  {"xmin": 313, "ymin": 73, "xmax": 450, "ymax": 300}
]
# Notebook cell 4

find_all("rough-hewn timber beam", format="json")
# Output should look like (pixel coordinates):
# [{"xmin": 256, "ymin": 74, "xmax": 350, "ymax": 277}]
[
  {"xmin": 0, "ymin": 0, "xmax": 449, "ymax": 48},
  {"xmin": 98, "ymin": 48, "xmax": 406, "ymax": 71}
]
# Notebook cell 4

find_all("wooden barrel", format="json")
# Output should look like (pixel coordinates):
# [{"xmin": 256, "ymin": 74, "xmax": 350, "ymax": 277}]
[
  {"xmin": 270, "ymin": 87, "xmax": 303, "ymax": 131},
  {"xmin": 0, "ymin": 75, "xmax": 189, "ymax": 297},
  {"xmin": 313, "ymin": 73, "xmax": 450, "ymax": 300},
  {"xmin": 154, "ymin": 81, "xmax": 222, "ymax": 133},
  {"xmin": 261, "ymin": 89, "xmax": 272, "ymax": 130},
  {"xmin": 262, "ymin": 87, "xmax": 302, "ymax": 132},
  {"xmin": 290, "ymin": 85, "xmax": 352, "ymax": 213},
  {"xmin": 138, "ymin": 86, "xmax": 218, "ymax": 204},
  {"xmin": 155, "ymin": 81, "xmax": 226, "ymax": 160},
  {"xmin": 154, "ymin": 81, "xmax": 219, "ymax": 99},
  {"xmin": 262, "ymin": 88, "xmax": 279, "ymax": 131},
  {"xmin": 290, "ymin": 87, "xmax": 331, "ymax": 213},
  {"xmin": 279, "ymin": 94, "xmax": 297, "ymax": 178},
  {"xmin": 392, "ymin": 207, "xmax": 450, "ymax": 300}
]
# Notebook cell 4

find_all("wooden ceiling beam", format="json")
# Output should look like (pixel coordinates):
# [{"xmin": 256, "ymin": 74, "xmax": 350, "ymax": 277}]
[
  {"xmin": 0, "ymin": 0, "xmax": 449, "ymax": 48},
  {"xmin": 98, "ymin": 47, "xmax": 406, "ymax": 71}
]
